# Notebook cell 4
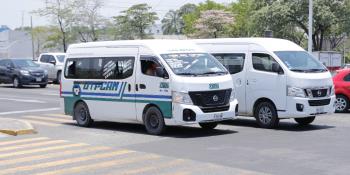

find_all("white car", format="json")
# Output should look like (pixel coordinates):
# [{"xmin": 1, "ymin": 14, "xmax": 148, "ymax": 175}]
[{"xmin": 35, "ymin": 53, "xmax": 66, "ymax": 83}]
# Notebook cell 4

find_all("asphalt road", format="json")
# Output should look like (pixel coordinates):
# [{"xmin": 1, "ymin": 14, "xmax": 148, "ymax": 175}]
[{"xmin": 0, "ymin": 84, "xmax": 349, "ymax": 175}]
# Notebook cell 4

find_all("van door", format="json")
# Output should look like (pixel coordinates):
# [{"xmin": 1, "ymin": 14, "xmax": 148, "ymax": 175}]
[
  {"xmin": 135, "ymin": 56, "xmax": 172, "ymax": 122},
  {"xmin": 212, "ymin": 53, "xmax": 247, "ymax": 114},
  {"xmin": 246, "ymin": 52, "xmax": 287, "ymax": 115}
]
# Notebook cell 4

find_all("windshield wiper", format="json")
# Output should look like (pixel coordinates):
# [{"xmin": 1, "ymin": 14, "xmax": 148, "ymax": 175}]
[
  {"xmin": 308, "ymin": 69, "xmax": 327, "ymax": 72},
  {"xmin": 201, "ymin": 71, "xmax": 227, "ymax": 75},
  {"xmin": 177, "ymin": 72, "xmax": 198, "ymax": 76},
  {"xmin": 290, "ymin": 69, "xmax": 307, "ymax": 72}
]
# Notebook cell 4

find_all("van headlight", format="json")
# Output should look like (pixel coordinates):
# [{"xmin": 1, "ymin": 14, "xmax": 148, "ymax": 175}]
[
  {"xmin": 20, "ymin": 70, "xmax": 30, "ymax": 76},
  {"xmin": 44, "ymin": 70, "xmax": 48, "ymax": 75},
  {"xmin": 172, "ymin": 91, "xmax": 193, "ymax": 105},
  {"xmin": 230, "ymin": 88, "xmax": 236, "ymax": 102},
  {"xmin": 287, "ymin": 86, "xmax": 306, "ymax": 98},
  {"xmin": 330, "ymin": 86, "xmax": 335, "ymax": 96}
]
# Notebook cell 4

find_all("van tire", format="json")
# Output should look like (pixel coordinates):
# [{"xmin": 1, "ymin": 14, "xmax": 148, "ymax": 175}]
[
  {"xmin": 294, "ymin": 116, "xmax": 315, "ymax": 126},
  {"xmin": 199, "ymin": 122, "xmax": 218, "ymax": 130},
  {"xmin": 13, "ymin": 77, "xmax": 22, "ymax": 88},
  {"xmin": 335, "ymin": 95, "xmax": 349, "ymax": 113},
  {"xmin": 74, "ymin": 102, "xmax": 93, "ymax": 127},
  {"xmin": 144, "ymin": 107, "xmax": 166, "ymax": 135},
  {"xmin": 254, "ymin": 101, "xmax": 279, "ymax": 129}
]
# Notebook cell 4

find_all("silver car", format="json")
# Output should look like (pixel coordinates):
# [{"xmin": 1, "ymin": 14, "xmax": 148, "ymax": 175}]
[{"xmin": 35, "ymin": 53, "xmax": 65, "ymax": 84}]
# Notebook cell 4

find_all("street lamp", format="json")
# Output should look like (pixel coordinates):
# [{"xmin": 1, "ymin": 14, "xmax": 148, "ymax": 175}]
[{"xmin": 308, "ymin": 0, "xmax": 313, "ymax": 53}]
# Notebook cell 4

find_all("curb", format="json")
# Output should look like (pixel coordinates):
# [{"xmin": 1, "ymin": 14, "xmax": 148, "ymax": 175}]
[{"xmin": 0, "ymin": 119, "xmax": 36, "ymax": 136}]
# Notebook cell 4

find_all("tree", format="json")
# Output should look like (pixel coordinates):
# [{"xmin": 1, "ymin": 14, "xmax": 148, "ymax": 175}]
[
  {"xmin": 71, "ymin": 0, "xmax": 105, "ymax": 42},
  {"xmin": 34, "ymin": 0, "xmax": 75, "ymax": 52},
  {"xmin": 113, "ymin": 4, "xmax": 158, "ymax": 39},
  {"xmin": 161, "ymin": 10, "xmax": 182, "ymax": 35},
  {"xmin": 193, "ymin": 10, "xmax": 234, "ymax": 38}
]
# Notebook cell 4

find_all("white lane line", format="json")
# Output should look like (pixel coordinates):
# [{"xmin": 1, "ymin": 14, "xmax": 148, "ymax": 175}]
[
  {"xmin": 0, "ymin": 108, "xmax": 60, "ymax": 115},
  {"xmin": 0, "ymin": 97, "xmax": 45, "ymax": 103},
  {"xmin": 41, "ymin": 93, "xmax": 59, "ymax": 96}
]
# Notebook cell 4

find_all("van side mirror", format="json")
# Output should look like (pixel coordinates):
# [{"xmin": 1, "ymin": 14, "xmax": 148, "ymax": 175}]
[
  {"xmin": 272, "ymin": 63, "xmax": 284, "ymax": 74},
  {"xmin": 49, "ymin": 60, "xmax": 56, "ymax": 65},
  {"xmin": 156, "ymin": 67, "xmax": 169, "ymax": 79}
]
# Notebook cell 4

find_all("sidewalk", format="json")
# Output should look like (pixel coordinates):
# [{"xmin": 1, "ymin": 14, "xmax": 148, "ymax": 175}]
[{"xmin": 0, "ymin": 118, "xmax": 36, "ymax": 136}]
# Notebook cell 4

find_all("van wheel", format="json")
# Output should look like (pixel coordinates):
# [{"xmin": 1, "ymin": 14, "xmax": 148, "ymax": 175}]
[
  {"xmin": 294, "ymin": 116, "xmax": 315, "ymax": 126},
  {"xmin": 144, "ymin": 107, "xmax": 166, "ymax": 135},
  {"xmin": 199, "ymin": 122, "xmax": 218, "ymax": 130},
  {"xmin": 74, "ymin": 102, "xmax": 93, "ymax": 127},
  {"xmin": 13, "ymin": 77, "xmax": 22, "ymax": 88},
  {"xmin": 254, "ymin": 102, "xmax": 279, "ymax": 129},
  {"xmin": 335, "ymin": 95, "xmax": 349, "ymax": 113}
]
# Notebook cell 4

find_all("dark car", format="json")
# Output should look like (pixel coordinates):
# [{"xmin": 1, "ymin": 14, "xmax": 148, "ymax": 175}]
[
  {"xmin": 0, "ymin": 58, "xmax": 48, "ymax": 88},
  {"xmin": 333, "ymin": 68, "xmax": 350, "ymax": 112}
]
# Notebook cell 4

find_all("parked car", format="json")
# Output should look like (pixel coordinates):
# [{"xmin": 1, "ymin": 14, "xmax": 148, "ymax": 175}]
[
  {"xmin": 35, "ymin": 53, "xmax": 65, "ymax": 84},
  {"xmin": 0, "ymin": 58, "xmax": 48, "ymax": 88},
  {"xmin": 333, "ymin": 68, "xmax": 350, "ymax": 112}
]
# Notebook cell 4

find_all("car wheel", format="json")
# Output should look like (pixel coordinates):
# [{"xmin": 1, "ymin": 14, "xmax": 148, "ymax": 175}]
[
  {"xmin": 144, "ymin": 107, "xmax": 166, "ymax": 135},
  {"xmin": 40, "ymin": 84, "xmax": 47, "ymax": 88},
  {"xmin": 56, "ymin": 71, "xmax": 62, "ymax": 84},
  {"xmin": 199, "ymin": 122, "xmax": 218, "ymax": 130},
  {"xmin": 335, "ymin": 95, "xmax": 349, "ymax": 113},
  {"xmin": 294, "ymin": 116, "xmax": 315, "ymax": 126},
  {"xmin": 74, "ymin": 102, "xmax": 93, "ymax": 127},
  {"xmin": 13, "ymin": 77, "xmax": 22, "ymax": 88},
  {"xmin": 254, "ymin": 101, "xmax": 279, "ymax": 129}
]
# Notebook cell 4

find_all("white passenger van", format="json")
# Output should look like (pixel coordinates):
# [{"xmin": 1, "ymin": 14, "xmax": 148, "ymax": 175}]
[
  {"xmin": 195, "ymin": 38, "xmax": 335, "ymax": 128},
  {"xmin": 61, "ymin": 40, "xmax": 238, "ymax": 135}
]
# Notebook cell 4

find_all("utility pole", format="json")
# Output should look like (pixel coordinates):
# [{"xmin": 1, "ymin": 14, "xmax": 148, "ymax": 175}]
[
  {"xmin": 308, "ymin": 0, "xmax": 313, "ymax": 53},
  {"xmin": 30, "ymin": 16, "xmax": 35, "ymax": 60}
]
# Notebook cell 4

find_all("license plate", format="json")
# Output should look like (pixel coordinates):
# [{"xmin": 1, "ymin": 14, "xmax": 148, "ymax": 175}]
[
  {"xmin": 316, "ymin": 107, "xmax": 324, "ymax": 113},
  {"xmin": 36, "ymin": 78, "xmax": 42, "ymax": 82},
  {"xmin": 213, "ymin": 113, "xmax": 223, "ymax": 121}
]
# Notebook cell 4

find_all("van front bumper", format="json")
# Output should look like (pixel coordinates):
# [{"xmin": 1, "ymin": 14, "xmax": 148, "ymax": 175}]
[
  {"xmin": 165, "ymin": 99, "xmax": 238, "ymax": 126},
  {"xmin": 278, "ymin": 96, "xmax": 336, "ymax": 118}
]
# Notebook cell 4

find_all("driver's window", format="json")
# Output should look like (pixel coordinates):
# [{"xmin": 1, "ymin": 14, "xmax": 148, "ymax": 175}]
[
  {"xmin": 140, "ymin": 56, "xmax": 165, "ymax": 78},
  {"xmin": 252, "ymin": 53, "xmax": 278, "ymax": 72}
]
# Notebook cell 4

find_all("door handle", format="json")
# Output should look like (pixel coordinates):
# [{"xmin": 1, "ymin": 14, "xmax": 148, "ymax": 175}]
[{"xmin": 139, "ymin": 84, "xmax": 146, "ymax": 89}]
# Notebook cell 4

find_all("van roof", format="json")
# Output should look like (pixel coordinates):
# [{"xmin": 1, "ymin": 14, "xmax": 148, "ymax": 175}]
[
  {"xmin": 194, "ymin": 38, "xmax": 305, "ymax": 52},
  {"xmin": 68, "ymin": 40, "xmax": 204, "ymax": 54}
]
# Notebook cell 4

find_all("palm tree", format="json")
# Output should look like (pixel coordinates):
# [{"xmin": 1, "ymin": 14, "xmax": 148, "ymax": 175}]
[{"xmin": 161, "ymin": 10, "xmax": 182, "ymax": 35}]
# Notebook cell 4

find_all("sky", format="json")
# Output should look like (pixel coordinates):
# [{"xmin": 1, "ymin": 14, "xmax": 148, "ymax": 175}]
[{"xmin": 0, "ymin": 0, "xmax": 235, "ymax": 29}]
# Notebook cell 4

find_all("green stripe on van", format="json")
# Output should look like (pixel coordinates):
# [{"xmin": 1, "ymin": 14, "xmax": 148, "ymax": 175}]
[{"xmin": 64, "ymin": 97, "xmax": 172, "ymax": 118}]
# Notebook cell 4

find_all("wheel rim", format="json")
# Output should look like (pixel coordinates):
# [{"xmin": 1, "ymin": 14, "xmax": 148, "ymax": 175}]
[
  {"xmin": 258, "ymin": 106, "xmax": 273, "ymax": 124},
  {"xmin": 335, "ymin": 97, "xmax": 347, "ymax": 111},
  {"xmin": 13, "ymin": 78, "xmax": 18, "ymax": 87},
  {"xmin": 149, "ymin": 114, "xmax": 159, "ymax": 129},
  {"xmin": 79, "ymin": 108, "xmax": 87, "ymax": 121}
]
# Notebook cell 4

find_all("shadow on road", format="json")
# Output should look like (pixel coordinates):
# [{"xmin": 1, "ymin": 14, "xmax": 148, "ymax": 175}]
[
  {"xmin": 221, "ymin": 117, "xmax": 335, "ymax": 132},
  {"xmin": 66, "ymin": 121, "xmax": 237, "ymax": 138}
]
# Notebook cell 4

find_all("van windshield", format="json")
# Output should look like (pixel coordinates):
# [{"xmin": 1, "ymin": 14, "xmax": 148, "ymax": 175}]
[
  {"xmin": 161, "ymin": 53, "xmax": 228, "ymax": 76},
  {"xmin": 274, "ymin": 51, "xmax": 327, "ymax": 73}
]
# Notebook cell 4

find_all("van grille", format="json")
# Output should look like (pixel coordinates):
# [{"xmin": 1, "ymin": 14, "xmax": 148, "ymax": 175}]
[
  {"xmin": 308, "ymin": 99, "xmax": 331, "ymax": 106},
  {"xmin": 201, "ymin": 105, "xmax": 230, "ymax": 113},
  {"xmin": 189, "ymin": 89, "xmax": 231, "ymax": 112}
]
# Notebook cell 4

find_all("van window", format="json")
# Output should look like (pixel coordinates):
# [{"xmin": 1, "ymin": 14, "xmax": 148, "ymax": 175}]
[
  {"xmin": 140, "ymin": 56, "xmax": 165, "ymax": 77},
  {"xmin": 212, "ymin": 53, "xmax": 245, "ymax": 74},
  {"xmin": 65, "ymin": 57, "xmax": 134, "ymax": 79},
  {"xmin": 252, "ymin": 53, "xmax": 279, "ymax": 72}
]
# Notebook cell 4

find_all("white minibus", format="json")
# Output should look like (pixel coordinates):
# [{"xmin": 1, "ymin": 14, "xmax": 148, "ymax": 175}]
[
  {"xmin": 195, "ymin": 38, "xmax": 335, "ymax": 128},
  {"xmin": 61, "ymin": 40, "xmax": 238, "ymax": 135}
]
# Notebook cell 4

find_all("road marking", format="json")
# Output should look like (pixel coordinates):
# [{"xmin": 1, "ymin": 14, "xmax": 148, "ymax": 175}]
[
  {"xmin": 23, "ymin": 115, "xmax": 73, "ymax": 123},
  {"xmin": 45, "ymin": 113, "xmax": 71, "ymax": 119},
  {"xmin": 0, "ymin": 140, "xmax": 68, "ymax": 152},
  {"xmin": 116, "ymin": 159, "xmax": 186, "ymax": 175},
  {"xmin": 0, "ymin": 137, "xmax": 49, "ymax": 146},
  {"xmin": 0, "ymin": 143, "xmax": 88, "ymax": 159},
  {"xmin": 22, "ymin": 119, "xmax": 61, "ymax": 127},
  {"xmin": 0, "ymin": 149, "xmax": 134, "ymax": 174},
  {"xmin": 0, "ymin": 146, "xmax": 110, "ymax": 166},
  {"xmin": 36, "ymin": 154, "xmax": 161, "ymax": 175},
  {"xmin": 0, "ymin": 97, "xmax": 45, "ymax": 103},
  {"xmin": 0, "ymin": 108, "xmax": 60, "ymax": 115},
  {"xmin": 41, "ymin": 93, "xmax": 58, "ymax": 96}
]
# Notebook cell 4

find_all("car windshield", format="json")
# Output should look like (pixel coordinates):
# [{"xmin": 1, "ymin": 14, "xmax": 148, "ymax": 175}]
[
  {"xmin": 12, "ymin": 59, "xmax": 39, "ymax": 68},
  {"xmin": 161, "ymin": 53, "xmax": 228, "ymax": 76},
  {"xmin": 57, "ymin": 55, "xmax": 65, "ymax": 63},
  {"xmin": 274, "ymin": 51, "xmax": 327, "ymax": 73}
]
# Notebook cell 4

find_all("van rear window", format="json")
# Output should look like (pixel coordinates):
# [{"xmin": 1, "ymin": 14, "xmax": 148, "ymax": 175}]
[{"xmin": 64, "ymin": 57, "xmax": 134, "ymax": 80}]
